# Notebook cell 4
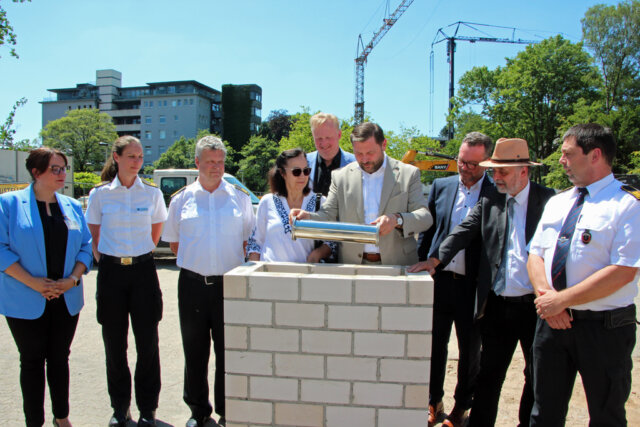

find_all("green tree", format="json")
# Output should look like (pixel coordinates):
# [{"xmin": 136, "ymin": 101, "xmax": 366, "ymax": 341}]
[
  {"xmin": 73, "ymin": 171, "xmax": 101, "ymax": 197},
  {"xmin": 237, "ymin": 135, "xmax": 279, "ymax": 192},
  {"xmin": 260, "ymin": 109, "xmax": 292, "ymax": 143},
  {"xmin": 40, "ymin": 109, "xmax": 118, "ymax": 172},
  {"xmin": 278, "ymin": 108, "xmax": 354, "ymax": 155},
  {"xmin": 455, "ymin": 35, "xmax": 601, "ymax": 181},
  {"xmin": 541, "ymin": 145, "xmax": 571, "ymax": 190},
  {"xmin": 0, "ymin": 0, "xmax": 29, "ymax": 59},
  {"xmin": 1, "ymin": 97, "xmax": 27, "ymax": 148}
]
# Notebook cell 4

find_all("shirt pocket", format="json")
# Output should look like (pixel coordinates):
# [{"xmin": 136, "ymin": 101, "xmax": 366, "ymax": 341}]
[
  {"xmin": 220, "ymin": 207, "xmax": 243, "ymax": 237},
  {"xmin": 131, "ymin": 204, "xmax": 152, "ymax": 228},
  {"xmin": 179, "ymin": 204, "xmax": 202, "ymax": 238},
  {"xmin": 101, "ymin": 203, "xmax": 120, "ymax": 228},
  {"xmin": 574, "ymin": 215, "xmax": 611, "ymax": 255}
]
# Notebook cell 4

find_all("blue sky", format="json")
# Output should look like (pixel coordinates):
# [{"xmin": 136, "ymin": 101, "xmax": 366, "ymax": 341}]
[{"xmin": 1, "ymin": 0, "xmax": 618, "ymax": 144}]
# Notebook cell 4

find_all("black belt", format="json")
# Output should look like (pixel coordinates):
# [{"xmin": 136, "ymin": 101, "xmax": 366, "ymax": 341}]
[
  {"xmin": 182, "ymin": 268, "xmax": 223, "ymax": 286},
  {"xmin": 102, "ymin": 252, "xmax": 153, "ymax": 266},
  {"xmin": 499, "ymin": 293, "xmax": 535, "ymax": 303},
  {"xmin": 438, "ymin": 270, "xmax": 465, "ymax": 280},
  {"xmin": 568, "ymin": 304, "xmax": 636, "ymax": 322}
]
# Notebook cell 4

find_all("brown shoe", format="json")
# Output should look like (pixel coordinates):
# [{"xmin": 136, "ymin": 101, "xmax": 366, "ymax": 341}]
[
  {"xmin": 442, "ymin": 405, "xmax": 469, "ymax": 427},
  {"xmin": 428, "ymin": 401, "xmax": 445, "ymax": 427}
]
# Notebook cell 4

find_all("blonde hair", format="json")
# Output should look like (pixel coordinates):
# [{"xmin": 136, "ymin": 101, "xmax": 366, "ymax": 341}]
[{"xmin": 309, "ymin": 112, "xmax": 340, "ymax": 133}]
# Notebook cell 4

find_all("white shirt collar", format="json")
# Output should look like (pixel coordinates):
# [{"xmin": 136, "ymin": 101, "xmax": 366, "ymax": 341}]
[
  {"xmin": 583, "ymin": 173, "xmax": 614, "ymax": 199},
  {"xmin": 508, "ymin": 180, "xmax": 531, "ymax": 206},
  {"xmin": 109, "ymin": 175, "xmax": 143, "ymax": 190}
]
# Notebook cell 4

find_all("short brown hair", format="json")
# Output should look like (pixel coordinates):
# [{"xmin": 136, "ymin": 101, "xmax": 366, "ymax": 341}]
[
  {"xmin": 350, "ymin": 122, "xmax": 385, "ymax": 145},
  {"xmin": 25, "ymin": 147, "xmax": 68, "ymax": 180},
  {"xmin": 462, "ymin": 132, "xmax": 493, "ymax": 158}
]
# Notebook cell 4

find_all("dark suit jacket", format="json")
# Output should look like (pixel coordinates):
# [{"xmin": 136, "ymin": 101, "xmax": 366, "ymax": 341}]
[{"xmin": 436, "ymin": 181, "xmax": 555, "ymax": 319}]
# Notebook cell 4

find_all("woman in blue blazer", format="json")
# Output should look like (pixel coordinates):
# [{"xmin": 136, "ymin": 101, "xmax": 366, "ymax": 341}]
[{"xmin": 0, "ymin": 148, "xmax": 92, "ymax": 427}]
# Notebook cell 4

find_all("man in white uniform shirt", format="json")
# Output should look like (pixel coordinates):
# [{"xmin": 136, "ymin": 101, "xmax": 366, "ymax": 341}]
[
  {"xmin": 162, "ymin": 136, "xmax": 255, "ymax": 427},
  {"xmin": 527, "ymin": 124, "xmax": 639, "ymax": 426},
  {"xmin": 290, "ymin": 121, "xmax": 432, "ymax": 266}
]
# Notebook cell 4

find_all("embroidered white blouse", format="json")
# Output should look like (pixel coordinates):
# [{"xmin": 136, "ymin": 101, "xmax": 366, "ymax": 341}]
[{"xmin": 247, "ymin": 192, "xmax": 334, "ymax": 262}]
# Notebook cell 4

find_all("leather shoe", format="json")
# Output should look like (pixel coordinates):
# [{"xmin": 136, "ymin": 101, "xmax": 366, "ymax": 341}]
[
  {"xmin": 186, "ymin": 416, "xmax": 213, "ymax": 427},
  {"xmin": 442, "ymin": 405, "xmax": 469, "ymax": 427},
  {"xmin": 217, "ymin": 416, "xmax": 225, "ymax": 426},
  {"xmin": 428, "ymin": 401, "xmax": 444, "ymax": 426},
  {"xmin": 108, "ymin": 409, "xmax": 131, "ymax": 427},
  {"xmin": 138, "ymin": 417, "xmax": 156, "ymax": 426}
]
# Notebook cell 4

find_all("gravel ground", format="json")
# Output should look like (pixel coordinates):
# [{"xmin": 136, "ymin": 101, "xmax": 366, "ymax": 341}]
[{"xmin": 1, "ymin": 259, "xmax": 638, "ymax": 426}]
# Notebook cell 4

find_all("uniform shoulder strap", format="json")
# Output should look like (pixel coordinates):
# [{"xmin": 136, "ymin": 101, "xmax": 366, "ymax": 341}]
[{"xmin": 621, "ymin": 184, "xmax": 640, "ymax": 201}]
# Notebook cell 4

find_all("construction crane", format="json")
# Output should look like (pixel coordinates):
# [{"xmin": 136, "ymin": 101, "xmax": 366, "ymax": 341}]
[
  {"xmin": 430, "ymin": 21, "xmax": 539, "ymax": 140},
  {"xmin": 354, "ymin": 0, "xmax": 414, "ymax": 124}
]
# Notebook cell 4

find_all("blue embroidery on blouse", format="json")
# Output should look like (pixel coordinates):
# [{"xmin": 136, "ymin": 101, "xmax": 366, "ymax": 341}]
[
  {"xmin": 274, "ymin": 195, "xmax": 292, "ymax": 235},
  {"xmin": 247, "ymin": 226, "xmax": 260, "ymax": 253}
]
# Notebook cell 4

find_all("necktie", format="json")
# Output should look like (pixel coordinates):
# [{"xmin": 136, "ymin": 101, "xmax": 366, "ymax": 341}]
[
  {"xmin": 493, "ymin": 197, "xmax": 515, "ymax": 296},
  {"xmin": 551, "ymin": 188, "xmax": 588, "ymax": 290}
]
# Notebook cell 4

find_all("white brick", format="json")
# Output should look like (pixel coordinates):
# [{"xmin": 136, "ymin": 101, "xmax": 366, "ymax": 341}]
[
  {"xmin": 309, "ymin": 264, "xmax": 356, "ymax": 275},
  {"xmin": 275, "ymin": 354, "xmax": 324, "ymax": 378},
  {"xmin": 301, "ymin": 330, "xmax": 351, "ymax": 355},
  {"xmin": 407, "ymin": 333, "xmax": 430, "ymax": 358},
  {"xmin": 301, "ymin": 275, "xmax": 352, "ymax": 303},
  {"xmin": 224, "ymin": 301, "xmax": 272, "ymax": 325},
  {"xmin": 354, "ymin": 277, "xmax": 406, "ymax": 304},
  {"xmin": 226, "ymin": 399, "xmax": 272, "ymax": 424},
  {"xmin": 275, "ymin": 302, "xmax": 325, "ymax": 327},
  {"xmin": 224, "ymin": 272, "xmax": 247, "ymax": 299},
  {"xmin": 327, "ymin": 356, "xmax": 377, "ymax": 381},
  {"xmin": 380, "ymin": 359, "xmax": 429, "ymax": 383},
  {"xmin": 352, "ymin": 382, "xmax": 403, "ymax": 406},
  {"xmin": 250, "ymin": 376, "xmax": 298, "ymax": 401},
  {"xmin": 355, "ymin": 266, "xmax": 402, "ymax": 276},
  {"xmin": 225, "ymin": 374, "xmax": 248, "ymax": 398},
  {"xmin": 265, "ymin": 262, "xmax": 310, "ymax": 274},
  {"xmin": 405, "ymin": 384, "xmax": 428, "ymax": 408},
  {"xmin": 249, "ymin": 273, "xmax": 299, "ymax": 301},
  {"xmin": 250, "ymin": 327, "xmax": 299, "ymax": 352},
  {"xmin": 225, "ymin": 326, "xmax": 247, "ymax": 350},
  {"xmin": 379, "ymin": 408, "xmax": 428, "ymax": 425},
  {"xmin": 326, "ymin": 406, "xmax": 375, "ymax": 427},
  {"xmin": 408, "ymin": 276, "xmax": 434, "ymax": 305},
  {"xmin": 354, "ymin": 332, "xmax": 405, "ymax": 357},
  {"xmin": 381, "ymin": 307, "xmax": 432, "ymax": 331},
  {"xmin": 328, "ymin": 305, "xmax": 378, "ymax": 330},
  {"xmin": 301, "ymin": 379, "xmax": 350, "ymax": 404},
  {"xmin": 275, "ymin": 402, "xmax": 323, "ymax": 426},
  {"xmin": 226, "ymin": 351, "xmax": 272, "ymax": 376}
]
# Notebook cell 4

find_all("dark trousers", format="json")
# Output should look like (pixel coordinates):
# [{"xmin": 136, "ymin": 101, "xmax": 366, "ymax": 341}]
[
  {"xmin": 469, "ymin": 292, "xmax": 536, "ymax": 427},
  {"xmin": 429, "ymin": 271, "xmax": 481, "ymax": 409},
  {"xmin": 178, "ymin": 269, "xmax": 225, "ymax": 419},
  {"xmin": 6, "ymin": 297, "xmax": 79, "ymax": 427},
  {"xmin": 530, "ymin": 310, "xmax": 636, "ymax": 427},
  {"xmin": 96, "ymin": 257, "xmax": 163, "ymax": 416}
]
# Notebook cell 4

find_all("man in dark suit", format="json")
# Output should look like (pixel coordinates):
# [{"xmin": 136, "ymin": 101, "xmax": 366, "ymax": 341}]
[
  {"xmin": 416, "ymin": 132, "xmax": 494, "ymax": 427},
  {"xmin": 409, "ymin": 138, "xmax": 555, "ymax": 427}
]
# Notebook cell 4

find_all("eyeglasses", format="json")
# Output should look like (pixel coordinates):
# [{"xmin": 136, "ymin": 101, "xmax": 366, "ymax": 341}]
[
  {"xmin": 457, "ymin": 159, "xmax": 480, "ymax": 170},
  {"xmin": 49, "ymin": 165, "xmax": 70, "ymax": 175},
  {"xmin": 285, "ymin": 167, "xmax": 312, "ymax": 177}
]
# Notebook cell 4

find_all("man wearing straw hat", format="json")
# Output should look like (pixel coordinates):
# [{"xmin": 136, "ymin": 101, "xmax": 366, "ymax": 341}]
[{"xmin": 409, "ymin": 137, "xmax": 555, "ymax": 427}]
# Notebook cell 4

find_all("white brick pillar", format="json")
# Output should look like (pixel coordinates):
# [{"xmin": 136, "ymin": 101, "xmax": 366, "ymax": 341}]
[{"xmin": 224, "ymin": 262, "xmax": 433, "ymax": 427}]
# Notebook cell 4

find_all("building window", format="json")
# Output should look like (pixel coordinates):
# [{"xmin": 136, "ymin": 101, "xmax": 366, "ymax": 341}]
[
  {"xmin": 172, "ymin": 100, "xmax": 177, "ymax": 107},
  {"xmin": 174, "ymin": 115, "xmax": 179, "ymax": 121},
  {"xmin": 145, "ymin": 116, "xmax": 152, "ymax": 124},
  {"xmin": 159, "ymin": 115, "xmax": 166, "ymax": 124},
  {"xmin": 145, "ymin": 131, "xmax": 152, "ymax": 140},
  {"xmin": 150, "ymin": 100, "xmax": 154, "ymax": 107},
  {"xmin": 177, "ymin": 100, "xmax": 182, "ymax": 106},
  {"xmin": 252, "ymin": 107, "xmax": 261, "ymax": 117},
  {"xmin": 190, "ymin": 99, "xmax": 194, "ymax": 105},
  {"xmin": 159, "ymin": 145, "xmax": 166, "ymax": 153},
  {"xmin": 144, "ymin": 101, "xmax": 148, "ymax": 107},
  {"xmin": 159, "ymin": 130, "xmax": 166, "ymax": 139},
  {"xmin": 173, "ymin": 130, "xmax": 178, "ymax": 137},
  {"xmin": 145, "ymin": 145, "xmax": 152, "ymax": 155}
]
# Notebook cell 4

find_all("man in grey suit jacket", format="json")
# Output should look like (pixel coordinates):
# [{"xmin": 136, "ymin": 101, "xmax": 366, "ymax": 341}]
[
  {"xmin": 291, "ymin": 122, "xmax": 432, "ymax": 266},
  {"xmin": 307, "ymin": 112, "xmax": 356, "ymax": 196},
  {"xmin": 409, "ymin": 138, "xmax": 555, "ymax": 427}
]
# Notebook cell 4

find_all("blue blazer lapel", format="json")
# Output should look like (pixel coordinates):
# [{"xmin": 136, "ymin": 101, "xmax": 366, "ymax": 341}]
[{"xmin": 23, "ymin": 186, "xmax": 47, "ymax": 270}]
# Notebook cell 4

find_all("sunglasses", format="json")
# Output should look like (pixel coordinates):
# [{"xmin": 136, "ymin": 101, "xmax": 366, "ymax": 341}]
[
  {"xmin": 285, "ymin": 167, "xmax": 312, "ymax": 177},
  {"xmin": 49, "ymin": 165, "xmax": 70, "ymax": 175}
]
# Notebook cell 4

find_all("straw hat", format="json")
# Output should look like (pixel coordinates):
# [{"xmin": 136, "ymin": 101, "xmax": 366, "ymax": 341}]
[{"xmin": 479, "ymin": 138, "xmax": 542, "ymax": 167}]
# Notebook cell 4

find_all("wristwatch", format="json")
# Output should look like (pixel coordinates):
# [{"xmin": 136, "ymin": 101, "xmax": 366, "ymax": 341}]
[
  {"xmin": 395, "ymin": 213, "xmax": 404, "ymax": 228},
  {"xmin": 69, "ymin": 274, "xmax": 80, "ymax": 287}
]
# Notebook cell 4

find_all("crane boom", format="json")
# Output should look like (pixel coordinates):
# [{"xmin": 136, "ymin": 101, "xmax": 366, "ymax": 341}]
[{"xmin": 354, "ymin": 0, "xmax": 414, "ymax": 124}]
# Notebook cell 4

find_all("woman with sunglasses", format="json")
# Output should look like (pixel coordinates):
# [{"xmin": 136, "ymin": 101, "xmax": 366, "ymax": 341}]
[
  {"xmin": 85, "ymin": 136, "xmax": 167, "ymax": 427},
  {"xmin": 248, "ymin": 148, "xmax": 333, "ymax": 262},
  {"xmin": 0, "ymin": 148, "xmax": 92, "ymax": 427}
]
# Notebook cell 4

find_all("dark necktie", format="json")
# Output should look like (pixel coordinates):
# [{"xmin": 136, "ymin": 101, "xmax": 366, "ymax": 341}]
[
  {"xmin": 551, "ymin": 188, "xmax": 588, "ymax": 290},
  {"xmin": 493, "ymin": 197, "xmax": 515, "ymax": 296}
]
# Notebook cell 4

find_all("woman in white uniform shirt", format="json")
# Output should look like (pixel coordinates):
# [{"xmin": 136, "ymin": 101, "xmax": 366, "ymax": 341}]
[
  {"xmin": 85, "ymin": 136, "xmax": 167, "ymax": 427},
  {"xmin": 248, "ymin": 148, "xmax": 333, "ymax": 262}
]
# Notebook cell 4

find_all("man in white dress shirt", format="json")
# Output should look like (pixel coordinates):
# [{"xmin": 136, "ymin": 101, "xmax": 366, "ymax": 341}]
[{"xmin": 162, "ymin": 136, "xmax": 255, "ymax": 427}]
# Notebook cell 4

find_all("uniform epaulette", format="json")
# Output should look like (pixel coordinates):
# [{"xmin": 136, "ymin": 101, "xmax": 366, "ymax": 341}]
[
  {"xmin": 232, "ymin": 183, "xmax": 250, "ymax": 197},
  {"xmin": 621, "ymin": 184, "xmax": 640, "ymax": 200},
  {"xmin": 94, "ymin": 181, "xmax": 109, "ymax": 188},
  {"xmin": 141, "ymin": 178, "xmax": 157, "ymax": 188},
  {"xmin": 171, "ymin": 186, "xmax": 187, "ymax": 198}
]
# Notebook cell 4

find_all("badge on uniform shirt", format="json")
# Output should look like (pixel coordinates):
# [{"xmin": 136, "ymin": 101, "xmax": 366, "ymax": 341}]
[
  {"xmin": 136, "ymin": 207, "xmax": 149, "ymax": 212},
  {"xmin": 581, "ymin": 229, "xmax": 591, "ymax": 244}
]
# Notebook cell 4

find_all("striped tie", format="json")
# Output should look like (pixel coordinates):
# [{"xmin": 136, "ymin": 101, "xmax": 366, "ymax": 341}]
[
  {"xmin": 493, "ymin": 197, "xmax": 515, "ymax": 296},
  {"xmin": 551, "ymin": 188, "xmax": 588, "ymax": 290}
]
